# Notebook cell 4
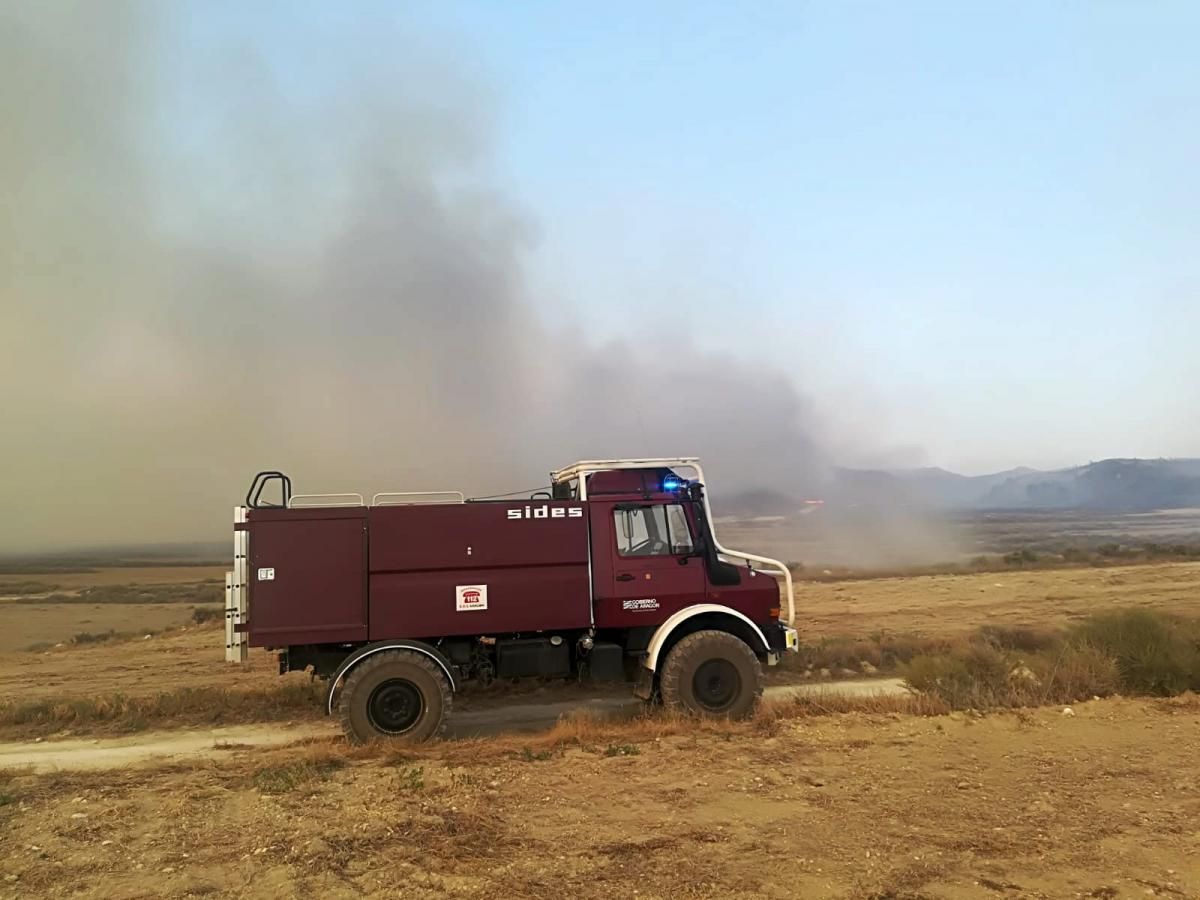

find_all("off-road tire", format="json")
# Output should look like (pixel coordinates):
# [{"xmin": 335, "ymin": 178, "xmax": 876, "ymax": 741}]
[
  {"xmin": 337, "ymin": 650, "xmax": 451, "ymax": 744},
  {"xmin": 659, "ymin": 629, "xmax": 762, "ymax": 719}
]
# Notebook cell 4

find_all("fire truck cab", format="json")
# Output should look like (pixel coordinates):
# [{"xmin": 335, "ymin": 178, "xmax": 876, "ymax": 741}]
[{"xmin": 226, "ymin": 458, "xmax": 797, "ymax": 742}]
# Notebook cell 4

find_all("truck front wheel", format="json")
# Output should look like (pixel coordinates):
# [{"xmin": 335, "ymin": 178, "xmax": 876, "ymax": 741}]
[
  {"xmin": 659, "ymin": 630, "xmax": 762, "ymax": 719},
  {"xmin": 337, "ymin": 650, "xmax": 451, "ymax": 743}
]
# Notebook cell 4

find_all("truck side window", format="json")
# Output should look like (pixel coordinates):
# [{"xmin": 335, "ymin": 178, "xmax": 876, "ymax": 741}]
[
  {"xmin": 665, "ymin": 504, "xmax": 694, "ymax": 555},
  {"xmin": 614, "ymin": 505, "xmax": 693, "ymax": 557}
]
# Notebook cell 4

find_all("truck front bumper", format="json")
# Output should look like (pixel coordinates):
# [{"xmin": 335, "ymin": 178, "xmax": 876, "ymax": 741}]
[{"xmin": 764, "ymin": 623, "xmax": 799, "ymax": 665}]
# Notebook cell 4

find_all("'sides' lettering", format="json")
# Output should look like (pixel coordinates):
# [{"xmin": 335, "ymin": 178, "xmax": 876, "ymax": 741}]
[{"xmin": 507, "ymin": 506, "xmax": 583, "ymax": 520}]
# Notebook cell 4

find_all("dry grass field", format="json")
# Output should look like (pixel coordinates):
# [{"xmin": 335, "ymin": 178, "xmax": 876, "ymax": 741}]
[
  {"xmin": 3, "ymin": 560, "xmax": 1196, "ymax": 697},
  {"xmin": 797, "ymin": 561, "xmax": 1200, "ymax": 638},
  {"xmin": 1, "ymin": 558, "xmax": 1198, "ymax": 898},
  {"xmin": 0, "ymin": 565, "xmax": 225, "ymax": 654}
]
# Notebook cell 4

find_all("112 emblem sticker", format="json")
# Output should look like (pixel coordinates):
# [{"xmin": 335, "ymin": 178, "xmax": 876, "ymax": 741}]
[{"xmin": 456, "ymin": 584, "xmax": 488, "ymax": 611}]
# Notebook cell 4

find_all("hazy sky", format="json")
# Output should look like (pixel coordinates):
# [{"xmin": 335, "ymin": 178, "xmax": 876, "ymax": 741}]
[
  {"xmin": 211, "ymin": 1, "xmax": 1195, "ymax": 472},
  {"xmin": 218, "ymin": 0, "xmax": 1198, "ymax": 472},
  {"xmin": 415, "ymin": 0, "xmax": 1200, "ymax": 473},
  {"xmin": 2, "ymin": 2, "xmax": 1198, "ymax": 549}
]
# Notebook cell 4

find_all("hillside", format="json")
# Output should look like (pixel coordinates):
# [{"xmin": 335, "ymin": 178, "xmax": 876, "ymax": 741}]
[
  {"xmin": 722, "ymin": 458, "xmax": 1200, "ymax": 514},
  {"xmin": 853, "ymin": 458, "xmax": 1200, "ymax": 511}
]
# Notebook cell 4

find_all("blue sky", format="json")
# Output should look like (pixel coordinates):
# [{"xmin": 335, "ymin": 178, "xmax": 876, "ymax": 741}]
[{"xmin": 189, "ymin": 1, "xmax": 1198, "ymax": 474}]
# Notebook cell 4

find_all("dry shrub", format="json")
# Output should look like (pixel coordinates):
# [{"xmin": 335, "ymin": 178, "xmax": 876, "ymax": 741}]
[
  {"xmin": 902, "ymin": 644, "xmax": 1014, "ymax": 709},
  {"xmin": 789, "ymin": 631, "xmax": 952, "ymax": 674},
  {"xmin": 903, "ymin": 609, "xmax": 1198, "ymax": 709},
  {"xmin": 901, "ymin": 641, "xmax": 1111, "ymax": 709},
  {"xmin": 191, "ymin": 606, "xmax": 223, "ymax": 625},
  {"xmin": 0, "ymin": 581, "xmax": 59, "ymax": 595},
  {"xmin": 68, "ymin": 628, "xmax": 167, "ymax": 646},
  {"xmin": 976, "ymin": 623, "xmax": 1060, "ymax": 653},
  {"xmin": 759, "ymin": 691, "xmax": 948, "ymax": 721},
  {"xmin": 0, "ymin": 682, "xmax": 322, "ymax": 736},
  {"xmin": 72, "ymin": 630, "xmax": 119, "ymax": 644},
  {"xmin": 0, "ymin": 769, "xmax": 17, "ymax": 809},
  {"xmin": 16, "ymin": 582, "xmax": 222, "ymax": 605},
  {"xmin": 244, "ymin": 742, "xmax": 358, "ymax": 793},
  {"xmin": 1028, "ymin": 643, "xmax": 1119, "ymax": 701},
  {"xmin": 1153, "ymin": 691, "xmax": 1200, "ymax": 714},
  {"xmin": 251, "ymin": 753, "xmax": 346, "ymax": 793},
  {"xmin": 1069, "ymin": 609, "xmax": 1200, "ymax": 696},
  {"xmin": 531, "ymin": 707, "xmax": 724, "ymax": 749}
]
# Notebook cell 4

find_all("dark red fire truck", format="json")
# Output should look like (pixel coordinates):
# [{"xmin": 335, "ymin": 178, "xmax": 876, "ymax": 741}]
[{"xmin": 225, "ymin": 458, "xmax": 797, "ymax": 742}]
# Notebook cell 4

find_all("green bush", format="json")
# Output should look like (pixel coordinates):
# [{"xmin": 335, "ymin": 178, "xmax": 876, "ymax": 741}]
[
  {"xmin": 904, "ymin": 609, "xmax": 1198, "ymax": 710},
  {"xmin": 1069, "ymin": 609, "xmax": 1200, "ymax": 695}
]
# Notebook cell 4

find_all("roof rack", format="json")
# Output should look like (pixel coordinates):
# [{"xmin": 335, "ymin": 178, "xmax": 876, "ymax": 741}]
[
  {"xmin": 372, "ymin": 491, "xmax": 465, "ymax": 506},
  {"xmin": 288, "ymin": 493, "xmax": 365, "ymax": 508}
]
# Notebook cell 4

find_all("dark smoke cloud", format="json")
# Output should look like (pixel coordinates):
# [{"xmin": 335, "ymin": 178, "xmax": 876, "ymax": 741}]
[{"xmin": 1, "ymin": 2, "xmax": 841, "ymax": 552}]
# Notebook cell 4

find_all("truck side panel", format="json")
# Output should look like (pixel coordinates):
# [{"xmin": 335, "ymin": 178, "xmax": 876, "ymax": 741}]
[
  {"xmin": 367, "ymin": 503, "xmax": 587, "ymax": 570},
  {"xmin": 367, "ymin": 502, "xmax": 591, "ymax": 639},
  {"xmin": 369, "ymin": 564, "xmax": 590, "ymax": 639},
  {"xmin": 246, "ymin": 508, "xmax": 368, "ymax": 646}
]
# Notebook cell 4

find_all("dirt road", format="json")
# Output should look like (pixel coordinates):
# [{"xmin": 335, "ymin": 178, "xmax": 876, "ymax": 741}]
[{"xmin": 0, "ymin": 679, "xmax": 907, "ymax": 772}]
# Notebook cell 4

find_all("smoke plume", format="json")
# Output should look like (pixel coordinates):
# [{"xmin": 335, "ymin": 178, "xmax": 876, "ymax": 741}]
[{"xmin": 1, "ymin": 2, "xmax": 836, "ymax": 551}]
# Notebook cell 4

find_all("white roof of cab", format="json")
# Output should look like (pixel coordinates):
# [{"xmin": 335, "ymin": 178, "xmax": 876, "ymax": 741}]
[{"xmin": 551, "ymin": 458, "xmax": 700, "ymax": 483}]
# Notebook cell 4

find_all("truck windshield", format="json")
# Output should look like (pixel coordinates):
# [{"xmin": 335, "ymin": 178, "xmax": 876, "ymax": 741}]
[{"xmin": 614, "ymin": 504, "xmax": 694, "ymax": 557}]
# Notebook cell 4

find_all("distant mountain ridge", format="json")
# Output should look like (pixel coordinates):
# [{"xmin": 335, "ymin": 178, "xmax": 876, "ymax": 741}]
[
  {"xmin": 838, "ymin": 458, "xmax": 1200, "ymax": 511},
  {"xmin": 721, "ymin": 458, "xmax": 1200, "ymax": 515}
]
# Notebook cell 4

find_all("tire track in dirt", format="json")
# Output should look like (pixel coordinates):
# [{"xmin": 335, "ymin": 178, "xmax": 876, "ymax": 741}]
[{"xmin": 0, "ymin": 679, "xmax": 907, "ymax": 772}]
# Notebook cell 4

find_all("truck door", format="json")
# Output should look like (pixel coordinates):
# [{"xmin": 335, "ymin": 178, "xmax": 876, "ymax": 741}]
[{"xmin": 590, "ymin": 501, "xmax": 706, "ymax": 627}]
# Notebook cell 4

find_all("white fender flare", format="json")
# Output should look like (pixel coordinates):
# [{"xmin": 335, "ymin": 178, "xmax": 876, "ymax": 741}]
[
  {"xmin": 642, "ymin": 604, "xmax": 770, "ymax": 672},
  {"xmin": 324, "ymin": 640, "xmax": 457, "ymax": 715}
]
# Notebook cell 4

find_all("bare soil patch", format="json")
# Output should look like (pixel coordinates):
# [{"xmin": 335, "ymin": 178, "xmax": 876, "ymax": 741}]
[{"xmin": 0, "ymin": 696, "xmax": 1196, "ymax": 898}]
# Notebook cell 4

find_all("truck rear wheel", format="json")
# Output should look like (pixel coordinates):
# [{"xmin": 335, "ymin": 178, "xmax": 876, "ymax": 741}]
[
  {"xmin": 337, "ymin": 650, "xmax": 451, "ymax": 743},
  {"xmin": 659, "ymin": 630, "xmax": 762, "ymax": 719}
]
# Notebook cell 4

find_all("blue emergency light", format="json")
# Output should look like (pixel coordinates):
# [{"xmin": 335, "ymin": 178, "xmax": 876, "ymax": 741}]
[{"xmin": 662, "ymin": 474, "xmax": 687, "ymax": 492}]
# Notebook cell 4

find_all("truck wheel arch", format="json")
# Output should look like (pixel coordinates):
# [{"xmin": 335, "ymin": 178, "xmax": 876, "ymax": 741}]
[
  {"xmin": 642, "ymin": 605, "xmax": 770, "ymax": 673},
  {"xmin": 325, "ymin": 640, "xmax": 458, "ymax": 716}
]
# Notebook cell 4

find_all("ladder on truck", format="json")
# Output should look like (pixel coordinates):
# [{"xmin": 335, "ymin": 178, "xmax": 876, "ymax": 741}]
[{"xmin": 225, "ymin": 506, "xmax": 249, "ymax": 663}]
